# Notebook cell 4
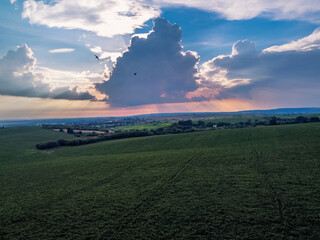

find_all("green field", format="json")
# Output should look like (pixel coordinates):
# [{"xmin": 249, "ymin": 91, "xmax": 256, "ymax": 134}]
[
  {"xmin": 115, "ymin": 113, "xmax": 320, "ymax": 131},
  {"xmin": 114, "ymin": 122, "xmax": 172, "ymax": 131},
  {"xmin": 1, "ymin": 124, "xmax": 320, "ymax": 239}
]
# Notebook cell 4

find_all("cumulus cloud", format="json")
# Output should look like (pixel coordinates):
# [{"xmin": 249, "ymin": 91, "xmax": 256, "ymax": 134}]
[
  {"xmin": 198, "ymin": 31, "xmax": 320, "ymax": 106},
  {"xmin": 95, "ymin": 18, "xmax": 200, "ymax": 107},
  {"xmin": 49, "ymin": 48, "xmax": 75, "ymax": 53},
  {"xmin": 156, "ymin": 0, "xmax": 320, "ymax": 23},
  {"xmin": 22, "ymin": 0, "xmax": 160, "ymax": 38},
  {"xmin": 0, "ymin": 44, "xmax": 95, "ymax": 100}
]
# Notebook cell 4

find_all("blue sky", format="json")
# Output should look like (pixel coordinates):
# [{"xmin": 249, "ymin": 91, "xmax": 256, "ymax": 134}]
[
  {"xmin": 2, "ymin": 1, "xmax": 318, "ymax": 66},
  {"xmin": 162, "ymin": 7, "xmax": 318, "ymax": 61},
  {"xmin": 0, "ymin": 0, "xmax": 320, "ymax": 119}
]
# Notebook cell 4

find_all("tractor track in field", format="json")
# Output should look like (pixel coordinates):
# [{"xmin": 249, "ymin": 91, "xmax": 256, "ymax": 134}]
[
  {"xmin": 128, "ymin": 150, "xmax": 205, "ymax": 215},
  {"xmin": 247, "ymin": 129, "xmax": 286, "ymax": 239},
  {"xmin": 97, "ymin": 149, "xmax": 206, "ymax": 240},
  {"xmin": 97, "ymin": 130, "xmax": 223, "ymax": 239}
]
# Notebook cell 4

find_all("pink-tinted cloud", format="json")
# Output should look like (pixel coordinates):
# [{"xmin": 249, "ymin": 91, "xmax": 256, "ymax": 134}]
[{"xmin": 198, "ymin": 31, "xmax": 320, "ymax": 108}]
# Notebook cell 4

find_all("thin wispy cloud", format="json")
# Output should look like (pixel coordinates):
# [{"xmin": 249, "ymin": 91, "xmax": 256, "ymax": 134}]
[
  {"xmin": 156, "ymin": 0, "xmax": 320, "ymax": 23},
  {"xmin": 263, "ymin": 27, "xmax": 320, "ymax": 52},
  {"xmin": 49, "ymin": 48, "xmax": 75, "ymax": 53},
  {"xmin": 89, "ymin": 45, "xmax": 122, "ymax": 62}
]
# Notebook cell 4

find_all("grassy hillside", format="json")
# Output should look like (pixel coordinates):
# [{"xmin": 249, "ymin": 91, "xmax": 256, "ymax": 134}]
[
  {"xmin": 0, "ymin": 124, "xmax": 320, "ymax": 239},
  {"xmin": 114, "ymin": 122, "xmax": 172, "ymax": 131},
  {"xmin": 114, "ymin": 113, "xmax": 320, "ymax": 130}
]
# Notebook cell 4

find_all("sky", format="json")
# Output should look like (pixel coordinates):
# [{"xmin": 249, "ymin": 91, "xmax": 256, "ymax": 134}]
[{"xmin": 0, "ymin": 0, "xmax": 320, "ymax": 119}]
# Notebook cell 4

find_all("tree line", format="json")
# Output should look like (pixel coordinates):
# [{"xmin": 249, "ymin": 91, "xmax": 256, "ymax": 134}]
[
  {"xmin": 36, "ymin": 130, "xmax": 149, "ymax": 150},
  {"xmin": 36, "ymin": 115, "xmax": 319, "ymax": 150}
]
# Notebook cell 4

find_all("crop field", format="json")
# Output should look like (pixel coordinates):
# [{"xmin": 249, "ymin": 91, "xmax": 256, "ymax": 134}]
[
  {"xmin": 196, "ymin": 113, "xmax": 320, "ymax": 124},
  {"xmin": 114, "ymin": 122, "xmax": 172, "ymax": 131},
  {"xmin": 116, "ymin": 113, "xmax": 320, "ymax": 131},
  {"xmin": 0, "ymin": 124, "xmax": 320, "ymax": 239}
]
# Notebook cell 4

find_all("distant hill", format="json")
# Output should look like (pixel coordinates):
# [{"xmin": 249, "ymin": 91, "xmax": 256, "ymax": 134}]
[
  {"xmin": 238, "ymin": 107, "xmax": 320, "ymax": 114},
  {"xmin": 133, "ymin": 107, "xmax": 320, "ymax": 117},
  {"xmin": 1, "ymin": 107, "xmax": 320, "ymax": 127}
]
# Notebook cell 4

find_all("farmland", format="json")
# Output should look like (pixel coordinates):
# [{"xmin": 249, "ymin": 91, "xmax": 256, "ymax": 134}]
[{"xmin": 0, "ymin": 123, "xmax": 320, "ymax": 239}]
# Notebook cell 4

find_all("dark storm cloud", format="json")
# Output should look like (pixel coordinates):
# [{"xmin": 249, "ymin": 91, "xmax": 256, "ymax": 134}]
[{"xmin": 95, "ymin": 18, "xmax": 200, "ymax": 107}]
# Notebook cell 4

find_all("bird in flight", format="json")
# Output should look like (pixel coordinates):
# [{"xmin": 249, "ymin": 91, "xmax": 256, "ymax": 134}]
[
  {"xmin": 95, "ymin": 55, "xmax": 99, "ymax": 60},
  {"xmin": 134, "ymin": 72, "xmax": 137, "ymax": 76}
]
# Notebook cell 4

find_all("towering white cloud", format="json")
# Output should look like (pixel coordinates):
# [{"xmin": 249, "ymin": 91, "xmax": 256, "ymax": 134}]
[
  {"xmin": 96, "ymin": 18, "xmax": 200, "ymax": 107},
  {"xmin": 0, "ymin": 44, "xmax": 95, "ymax": 100},
  {"xmin": 22, "ymin": 0, "xmax": 161, "ymax": 38}
]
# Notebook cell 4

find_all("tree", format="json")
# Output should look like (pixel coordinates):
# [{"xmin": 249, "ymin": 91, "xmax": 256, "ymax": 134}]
[
  {"xmin": 245, "ymin": 119, "xmax": 252, "ymax": 126},
  {"xmin": 57, "ymin": 139, "xmax": 67, "ymax": 146},
  {"xmin": 269, "ymin": 116, "xmax": 277, "ymax": 125},
  {"xmin": 36, "ymin": 141, "xmax": 59, "ymax": 150},
  {"xmin": 178, "ymin": 120, "xmax": 193, "ymax": 126},
  {"xmin": 196, "ymin": 120, "xmax": 205, "ymax": 128},
  {"xmin": 295, "ymin": 116, "xmax": 308, "ymax": 123},
  {"xmin": 309, "ymin": 116, "xmax": 320, "ymax": 122},
  {"xmin": 67, "ymin": 128, "xmax": 74, "ymax": 134}
]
